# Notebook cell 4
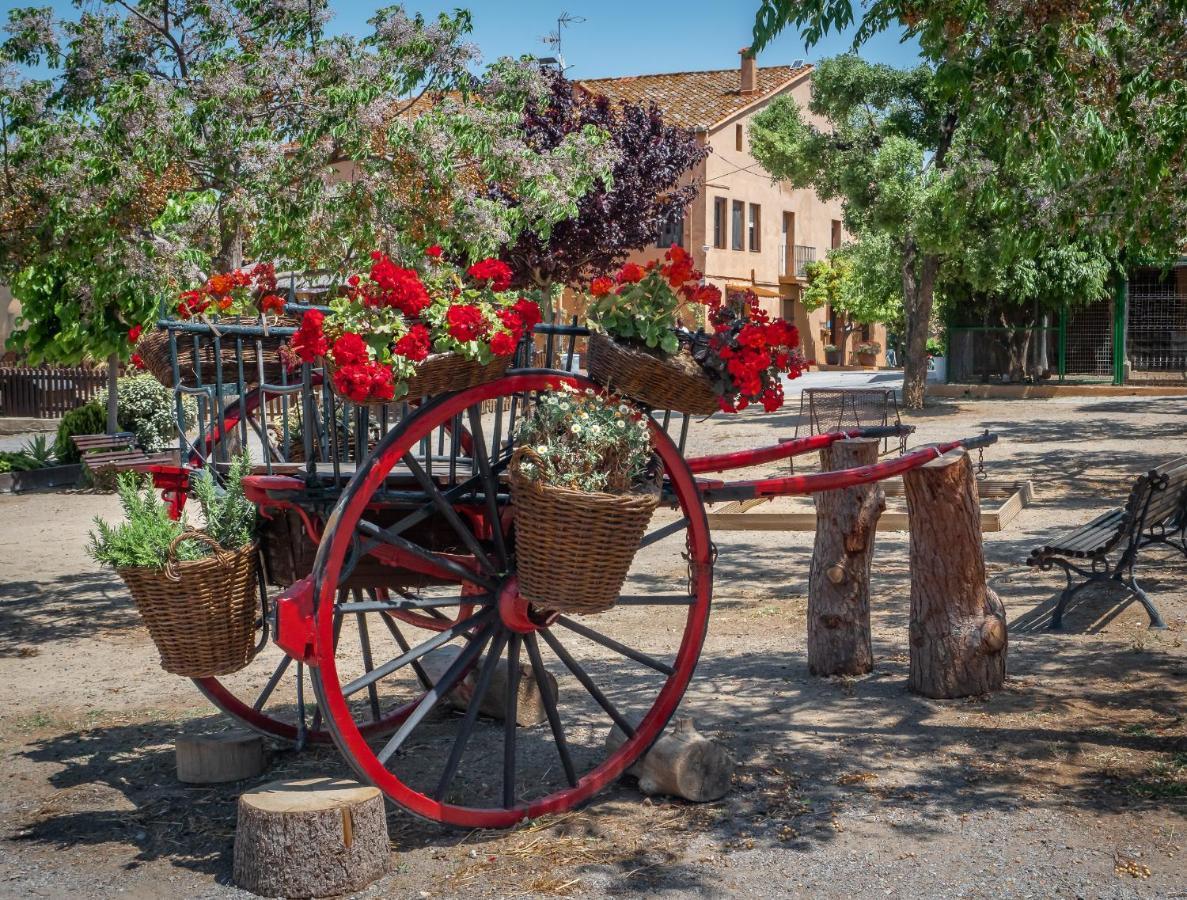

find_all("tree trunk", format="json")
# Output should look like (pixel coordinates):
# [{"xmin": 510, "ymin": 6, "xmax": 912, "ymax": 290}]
[
  {"xmin": 105, "ymin": 352, "xmax": 119, "ymax": 434},
  {"xmin": 176, "ymin": 730, "xmax": 268, "ymax": 784},
  {"xmin": 233, "ymin": 778, "xmax": 389, "ymax": 898},
  {"xmin": 215, "ymin": 208, "xmax": 244, "ymax": 272},
  {"xmin": 808, "ymin": 438, "xmax": 886, "ymax": 676},
  {"xmin": 900, "ymin": 239, "xmax": 938, "ymax": 410},
  {"xmin": 903, "ymin": 450, "xmax": 1007, "ymax": 698}
]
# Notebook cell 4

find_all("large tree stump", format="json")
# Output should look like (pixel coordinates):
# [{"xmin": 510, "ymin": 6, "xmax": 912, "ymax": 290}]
[
  {"xmin": 233, "ymin": 778, "xmax": 389, "ymax": 898},
  {"xmin": 903, "ymin": 449, "xmax": 1007, "ymax": 698},
  {"xmin": 808, "ymin": 437, "xmax": 886, "ymax": 676},
  {"xmin": 605, "ymin": 718, "xmax": 734, "ymax": 802},
  {"xmin": 421, "ymin": 645, "xmax": 558, "ymax": 726},
  {"xmin": 176, "ymin": 730, "xmax": 268, "ymax": 784}
]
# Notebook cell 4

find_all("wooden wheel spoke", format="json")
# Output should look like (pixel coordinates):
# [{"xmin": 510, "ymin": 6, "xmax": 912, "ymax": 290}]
[
  {"xmin": 639, "ymin": 518, "xmax": 689, "ymax": 549},
  {"xmin": 503, "ymin": 634, "xmax": 522, "ymax": 808},
  {"xmin": 252, "ymin": 655, "xmax": 292, "ymax": 712},
  {"xmin": 377, "ymin": 611, "xmax": 435, "ymax": 692},
  {"xmin": 539, "ymin": 628, "xmax": 636, "ymax": 739},
  {"xmin": 466, "ymin": 404, "xmax": 509, "ymax": 569},
  {"xmin": 524, "ymin": 633, "xmax": 577, "ymax": 788},
  {"xmin": 352, "ymin": 591, "xmax": 382, "ymax": 723},
  {"xmin": 341, "ymin": 607, "xmax": 496, "ymax": 699},
  {"xmin": 433, "ymin": 628, "xmax": 511, "ymax": 801},
  {"xmin": 376, "ymin": 623, "xmax": 497, "ymax": 766},
  {"xmin": 555, "ymin": 616, "xmax": 674, "ymax": 675},
  {"xmin": 354, "ymin": 518, "xmax": 499, "ymax": 593},
  {"xmin": 337, "ymin": 596, "xmax": 482, "ymax": 614},
  {"xmin": 401, "ymin": 451, "xmax": 497, "ymax": 577}
]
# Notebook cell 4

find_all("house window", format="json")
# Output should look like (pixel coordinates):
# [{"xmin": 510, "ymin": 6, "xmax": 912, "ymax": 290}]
[
  {"xmin": 713, "ymin": 197, "xmax": 727, "ymax": 249},
  {"xmin": 735, "ymin": 123, "xmax": 744, "ymax": 151},
  {"xmin": 731, "ymin": 200, "xmax": 744, "ymax": 250},
  {"xmin": 831, "ymin": 219, "xmax": 842, "ymax": 250},
  {"xmin": 657, "ymin": 211, "xmax": 685, "ymax": 248},
  {"xmin": 748, "ymin": 203, "xmax": 761, "ymax": 252}
]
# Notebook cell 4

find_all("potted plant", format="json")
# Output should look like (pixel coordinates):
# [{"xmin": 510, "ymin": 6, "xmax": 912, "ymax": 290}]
[
  {"xmin": 139, "ymin": 263, "xmax": 293, "ymax": 388},
  {"xmin": 290, "ymin": 248, "xmax": 542, "ymax": 406},
  {"xmin": 88, "ymin": 454, "xmax": 260, "ymax": 677},
  {"xmin": 854, "ymin": 340, "xmax": 881, "ymax": 366},
  {"xmin": 823, "ymin": 343, "xmax": 840, "ymax": 366},
  {"xmin": 510, "ymin": 385, "xmax": 657, "ymax": 615},
  {"xmin": 585, "ymin": 245, "xmax": 723, "ymax": 415}
]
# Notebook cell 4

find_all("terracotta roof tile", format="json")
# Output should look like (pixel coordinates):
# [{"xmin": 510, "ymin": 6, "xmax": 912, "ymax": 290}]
[{"xmin": 577, "ymin": 64, "xmax": 811, "ymax": 131}]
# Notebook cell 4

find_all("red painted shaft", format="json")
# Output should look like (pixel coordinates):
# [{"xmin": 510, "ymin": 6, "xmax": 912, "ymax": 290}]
[{"xmin": 685, "ymin": 428, "xmax": 897, "ymax": 474}]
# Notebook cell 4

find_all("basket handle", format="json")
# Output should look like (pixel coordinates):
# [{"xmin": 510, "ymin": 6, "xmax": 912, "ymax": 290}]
[{"xmin": 165, "ymin": 528, "xmax": 230, "ymax": 582}]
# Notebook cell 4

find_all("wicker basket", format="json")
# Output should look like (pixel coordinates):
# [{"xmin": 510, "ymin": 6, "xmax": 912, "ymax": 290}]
[
  {"xmin": 510, "ymin": 450, "xmax": 659, "ymax": 615},
  {"xmin": 116, "ymin": 531, "xmax": 260, "ymax": 677},
  {"xmin": 138, "ymin": 316, "xmax": 297, "ymax": 389},
  {"xmin": 258, "ymin": 509, "xmax": 318, "ymax": 587},
  {"xmin": 325, "ymin": 351, "xmax": 513, "ymax": 408},
  {"xmin": 586, "ymin": 332, "xmax": 718, "ymax": 415}
]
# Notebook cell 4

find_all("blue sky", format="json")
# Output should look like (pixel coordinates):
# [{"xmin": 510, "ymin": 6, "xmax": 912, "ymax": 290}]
[{"xmin": 9, "ymin": 1, "xmax": 921, "ymax": 77}]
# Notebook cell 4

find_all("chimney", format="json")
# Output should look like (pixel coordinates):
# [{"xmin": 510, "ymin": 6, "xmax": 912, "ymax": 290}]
[{"xmin": 739, "ymin": 47, "xmax": 757, "ymax": 94}]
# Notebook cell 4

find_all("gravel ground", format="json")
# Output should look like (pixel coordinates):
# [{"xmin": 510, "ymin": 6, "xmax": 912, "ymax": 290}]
[{"xmin": 0, "ymin": 387, "xmax": 1185, "ymax": 898}]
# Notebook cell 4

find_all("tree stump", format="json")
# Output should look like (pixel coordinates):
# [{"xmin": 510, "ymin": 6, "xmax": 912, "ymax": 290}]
[
  {"xmin": 605, "ymin": 718, "xmax": 734, "ymax": 802},
  {"xmin": 808, "ymin": 437, "xmax": 886, "ymax": 676},
  {"xmin": 176, "ymin": 730, "xmax": 268, "ymax": 784},
  {"xmin": 420, "ymin": 645, "xmax": 558, "ymax": 726},
  {"xmin": 903, "ymin": 449, "xmax": 1007, "ymax": 698},
  {"xmin": 233, "ymin": 778, "xmax": 389, "ymax": 898}
]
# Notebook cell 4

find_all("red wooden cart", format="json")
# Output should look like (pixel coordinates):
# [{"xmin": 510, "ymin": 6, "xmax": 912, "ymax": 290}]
[{"xmin": 151, "ymin": 314, "xmax": 994, "ymax": 828}]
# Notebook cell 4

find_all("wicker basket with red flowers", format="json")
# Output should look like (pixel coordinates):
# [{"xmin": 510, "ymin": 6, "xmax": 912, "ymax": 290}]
[
  {"xmin": 139, "ymin": 263, "xmax": 294, "ymax": 388},
  {"xmin": 586, "ymin": 248, "xmax": 807, "ymax": 414},
  {"xmin": 290, "ymin": 248, "xmax": 541, "ymax": 407}
]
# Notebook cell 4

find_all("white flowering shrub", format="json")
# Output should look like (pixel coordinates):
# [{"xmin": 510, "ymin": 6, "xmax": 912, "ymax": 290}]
[
  {"xmin": 97, "ymin": 374, "xmax": 196, "ymax": 452},
  {"xmin": 514, "ymin": 385, "xmax": 653, "ymax": 494}
]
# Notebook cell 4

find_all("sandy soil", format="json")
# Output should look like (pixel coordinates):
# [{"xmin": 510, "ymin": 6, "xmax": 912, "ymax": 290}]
[{"xmin": 1, "ymin": 391, "xmax": 1185, "ymax": 898}]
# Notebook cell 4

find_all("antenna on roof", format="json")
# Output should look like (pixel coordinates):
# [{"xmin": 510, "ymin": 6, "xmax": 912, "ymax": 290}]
[{"xmin": 541, "ymin": 11, "xmax": 585, "ymax": 71}]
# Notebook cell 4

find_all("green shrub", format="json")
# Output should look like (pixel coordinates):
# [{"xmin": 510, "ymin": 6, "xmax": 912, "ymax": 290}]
[
  {"xmin": 190, "ymin": 453, "xmax": 256, "ymax": 551},
  {"xmin": 56, "ymin": 401, "xmax": 108, "ymax": 464},
  {"xmin": 96, "ymin": 374, "xmax": 196, "ymax": 453}
]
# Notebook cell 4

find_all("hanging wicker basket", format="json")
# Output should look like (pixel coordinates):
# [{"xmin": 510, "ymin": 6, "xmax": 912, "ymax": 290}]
[
  {"xmin": 324, "ymin": 351, "xmax": 514, "ymax": 409},
  {"xmin": 510, "ymin": 448, "xmax": 659, "ymax": 616},
  {"xmin": 138, "ymin": 316, "xmax": 298, "ymax": 389},
  {"xmin": 258, "ymin": 509, "xmax": 318, "ymax": 588},
  {"xmin": 116, "ymin": 530, "xmax": 260, "ymax": 677},
  {"xmin": 586, "ymin": 332, "xmax": 718, "ymax": 415}
]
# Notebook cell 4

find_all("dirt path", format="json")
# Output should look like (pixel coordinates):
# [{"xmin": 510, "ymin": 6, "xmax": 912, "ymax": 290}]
[{"xmin": 1, "ymin": 393, "xmax": 1185, "ymax": 898}]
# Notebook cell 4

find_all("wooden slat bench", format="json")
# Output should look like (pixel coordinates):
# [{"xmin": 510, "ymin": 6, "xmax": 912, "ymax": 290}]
[
  {"xmin": 1026, "ymin": 456, "xmax": 1187, "ymax": 629},
  {"xmin": 72, "ymin": 433, "xmax": 175, "ymax": 479}
]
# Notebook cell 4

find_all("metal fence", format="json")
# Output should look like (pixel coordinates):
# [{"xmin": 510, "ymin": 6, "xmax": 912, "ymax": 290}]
[{"xmin": 0, "ymin": 365, "xmax": 110, "ymax": 418}]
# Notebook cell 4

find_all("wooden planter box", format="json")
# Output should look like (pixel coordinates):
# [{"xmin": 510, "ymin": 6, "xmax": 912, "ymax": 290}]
[
  {"xmin": 707, "ymin": 478, "xmax": 1034, "ymax": 533},
  {"xmin": 0, "ymin": 463, "xmax": 83, "ymax": 494}
]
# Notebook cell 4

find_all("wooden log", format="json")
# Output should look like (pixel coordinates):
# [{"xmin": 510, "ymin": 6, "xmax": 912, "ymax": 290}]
[
  {"xmin": 420, "ymin": 645, "xmax": 558, "ymax": 726},
  {"xmin": 807, "ymin": 437, "xmax": 886, "ymax": 676},
  {"xmin": 176, "ymin": 730, "xmax": 268, "ymax": 784},
  {"xmin": 903, "ymin": 449, "xmax": 1007, "ymax": 699},
  {"xmin": 233, "ymin": 777, "xmax": 389, "ymax": 898},
  {"xmin": 605, "ymin": 718, "xmax": 734, "ymax": 802}
]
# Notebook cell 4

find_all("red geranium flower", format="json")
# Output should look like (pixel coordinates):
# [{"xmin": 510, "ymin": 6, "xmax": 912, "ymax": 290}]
[
  {"xmin": 292, "ymin": 309, "xmax": 328, "ymax": 362},
  {"xmin": 446, "ymin": 304, "xmax": 486, "ymax": 342},
  {"xmin": 260, "ymin": 294, "xmax": 286, "ymax": 315},
  {"xmin": 497, "ymin": 308, "xmax": 524, "ymax": 339},
  {"xmin": 333, "ymin": 362, "xmax": 394, "ymax": 404},
  {"xmin": 206, "ymin": 273, "xmax": 233, "ymax": 296},
  {"xmin": 394, "ymin": 323, "xmax": 432, "ymax": 362},
  {"xmin": 490, "ymin": 330, "xmax": 518, "ymax": 357},
  {"xmin": 466, "ymin": 258, "xmax": 513, "ymax": 291},
  {"xmin": 127, "ymin": 325, "xmax": 143, "ymax": 343},
  {"xmin": 425, "ymin": 245, "xmax": 443, "ymax": 259},
  {"xmin": 616, "ymin": 263, "xmax": 645, "ymax": 285},
  {"xmin": 331, "ymin": 332, "xmax": 370, "ymax": 367},
  {"xmin": 513, "ymin": 298, "xmax": 542, "ymax": 330},
  {"xmin": 590, "ymin": 276, "xmax": 614, "ymax": 297},
  {"xmin": 131, "ymin": 353, "xmax": 146, "ymax": 370}
]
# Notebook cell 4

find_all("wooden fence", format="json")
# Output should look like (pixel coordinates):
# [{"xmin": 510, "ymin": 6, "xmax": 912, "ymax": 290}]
[{"xmin": 0, "ymin": 365, "xmax": 110, "ymax": 418}]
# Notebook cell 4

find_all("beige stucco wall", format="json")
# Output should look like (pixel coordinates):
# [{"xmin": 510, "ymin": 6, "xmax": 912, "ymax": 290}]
[{"xmin": 0, "ymin": 283, "xmax": 18, "ymax": 357}]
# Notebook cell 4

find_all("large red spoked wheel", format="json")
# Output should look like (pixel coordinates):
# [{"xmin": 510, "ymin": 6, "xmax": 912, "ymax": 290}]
[{"xmin": 310, "ymin": 371, "xmax": 713, "ymax": 827}]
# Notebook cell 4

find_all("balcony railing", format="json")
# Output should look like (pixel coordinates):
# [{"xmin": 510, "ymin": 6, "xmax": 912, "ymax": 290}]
[{"xmin": 794, "ymin": 244, "xmax": 816, "ymax": 277}]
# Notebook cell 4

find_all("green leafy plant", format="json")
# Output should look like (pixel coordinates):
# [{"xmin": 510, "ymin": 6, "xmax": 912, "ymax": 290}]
[
  {"xmin": 190, "ymin": 453, "xmax": 257, "ymax": 553},
  {"xmin": 87, "ymin": 473, "xmax": 206, "ymax": 570},
  {"xmin": 823, "ymin": 343, "xmax": 838, "ymax": 353},
  {"xmin": 55, "ymin": 402, "xmax": 109, "ymax": 464},
  {"xmin": 926, "ymin": 337, "xmax": 945, "ymax": 357},
  {"xmin": 854, "ymin": 341, "xmax": 881, "ymax": 356},
  {"xmin": 19, "ymin": 435, "xmax": 55, "ymax": 466},
  {"xmin": 514, "ymin": 385, "xmax": 653, "ymax": 493},
  {"xmin": 96, "ymin": 374, "xmax": 196, "ymax": 453}
]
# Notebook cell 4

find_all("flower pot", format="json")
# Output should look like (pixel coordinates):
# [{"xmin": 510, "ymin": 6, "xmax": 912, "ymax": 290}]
[
  {"xmin": 138, "ymin": 316, "xmax": 298, "ymax": 389},
  {"xmin": 586, "ymin": 332, "xmax": 718, "ymax": 415},
  {"xmin": 856, "ymin": 352, "xmax": 877, "ymax": 367},
  {"xmin": 116, "ymin": 531, "xmax": 260, "ymax": 677},
  {"xmin": 824, "ymin": 350, "xmax": 840, "ymax": 366},
  {"xmin": 510, "ymin": 450, "xmax": 659, "ymax": 616}
]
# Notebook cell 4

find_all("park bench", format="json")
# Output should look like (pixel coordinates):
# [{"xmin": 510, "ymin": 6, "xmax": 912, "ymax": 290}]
[
  {"xmin": 1026, "ymin": 456, "xmax": 1187, "ymax": 629},
  {"xmin": 71, "ymin": 432, "xmax": 175, "ymax": 480}
]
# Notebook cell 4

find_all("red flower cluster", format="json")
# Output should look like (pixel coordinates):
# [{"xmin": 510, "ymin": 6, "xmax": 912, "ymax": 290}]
[
  {"xmin": 394, "ymin": 323, "xmax": 431, "ymax": 361},
  {"xmin": 331, "ymin": 332, "xmax": 370, "ymax": 367},
  {"xmin": 292, "ymin": 309, "xmax": 329, "ymax": 362},
  {"xmin": 446, "ymin": 304, "xmax": 486, "ymax": 342},
  {"xmin": 466, "ymin": 258, "xmax": 513, "ymax": 291},
  {"xmin": 332, "ymin": 362, "xmax": 395, "ymax": 404},
  {"xmin": 357, "ymin": 252, "xmax": 431, "ymax": 317},
  {"xmin": 708, "ymin": 289, "xmax": 807, "ymax": 413},
  {"xmin": 425, "ymin": 245, "xmax": 443, "ymax": 259},
  {"xmin": 260, "ymin": 293, "xmax": 286, "ymax": 315},
  {"xmin": 590, "ymin": 276, "xmax": 614, "ymax": 297},
  {"xmin": 127, "ymin": 325, "xmax": 143, "ymax": 343},
  {"xmin": 616, "ymin": 262, "xmax": 646, "ymax": 285},
  {"xmin": 177, "ymin": 262, "xmax": 282, "ymax": 319}
]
